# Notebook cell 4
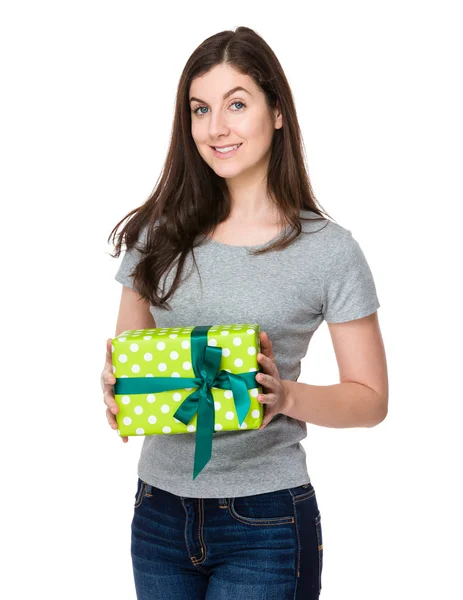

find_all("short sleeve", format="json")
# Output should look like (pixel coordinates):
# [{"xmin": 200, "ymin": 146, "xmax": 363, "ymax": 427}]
[
  {"xmin": 114, "ymin": 225, "xmax": 149, "ymax": 290},
  {"xmin": 321, "ymin": 229, "xmax": 380, "ymax": 323}
]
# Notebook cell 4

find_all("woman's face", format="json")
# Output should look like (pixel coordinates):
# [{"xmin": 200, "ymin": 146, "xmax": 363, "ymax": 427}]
[{"xmin": 189, "ymin": 64, "xmax": 282, "ymax": 181}]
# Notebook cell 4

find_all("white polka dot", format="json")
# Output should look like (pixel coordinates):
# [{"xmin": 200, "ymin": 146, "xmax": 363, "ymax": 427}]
[
  {"xmin": 120, "ymin": 375, "xmax": 129, "ymax": 378},
  {"xmin": 143, "ymin": 335, "xmax": 152, "ymax": 340},
  {"xmin": 117, "ymin": 429, "xmax": 120, "ymax": 435},
  {"xmin": 156, "ymin": 341, "xmax": 166, "ymax": 350},
  {"xmin": 134, "ymin": 405, "xmax": 143, "ymax": 415},
  {"xmin": 184, "ymin": 387, "xmax": 193, "ymax": 391},
  {"xmin": 130, "ymin": 343, "xmax": 139, "ymax": 352},
  {"xmin": 248, "ymin": 347, "xmax": 256, "ymax": 355},
  {"xmin": 251, "ymin": 409, "xmax": 260, "ymax": 418},
  {"xmin": 246, "ymin": 329, "xmax": 255, "ymax": 334},
  {"xmin": 111, "ymin": 344, "xmax": 115, "ymax": 353},
  {"xmin": 161, "ymin": 404, "xmax": 170, "ymax": 414},
  {"xmin": 136, "ymin": 428, "xmax": 145, "ymax": 435},
  {"xmin": 131, "ymin": 364, "xmax": 140, "ymax": 373},
  {"xmin": 224, "ymin": 390, "xmax": 233, "ymax": 399},
  {"xmin": 144, "ymin": 353, "xmax": 153, "ymax": 361},
  {"xmin": 123, "ymin": 416, "xmax": 132, "ymax": 426},
  {"xmin": 232, "ymin": 337, "xmax": 242, "ymax": 346},
  {"xmin": 214, "ymin": 401, "xmax": 221, "ymax": 410},
  {"xmin": 249, "ymin": 367, "xmax": 258, "ymax": 372},
  {"xmin": 250, "ymin": 389, "xmax": 258, "ymax": 397},
  {"xmin": 183, "ymin": 361, "xmax": 192, "ymax": 370},
  {"xmin": 112, "ymin": 365, "xmax": 116, "ymax": 374},
  {"xmin": 181, "ymin": 340, "xmax": 190, "ymax": 349},
  {"xmin": 146, "ymin": 394, "xmax": 155, "ymax": 403},
  {"xmin": 119, "ymin": 354, "xmax": 128, "ymax": 363},
  {"xmin": 222, "ymin": 348, "xmax": 231, "ymax": 357},
  {"xmin": 220, "ymin": 331, "xmax": 229, "ymax": 336},
  {"xmin": 174, "ymin": 418, "xmax": 181, "ymax": 423},
  {"xmin": 146, "ymin": 374, "xmax": 154, "ymax": 377},
  {"xmin": 173, "ymin": 393, "xmax": 182, "ymax": 402},
  {"xmin": 208, "ymin": 338, "xmax": 217, "ymax": 346},
  {"xmin": 225, "ymin": 411, "xmax": 235, "ymax": 420},
  {"xmin": 162, "ymin": 426, "xmax": 172, "ymax": 433},
  {"xmin": 187, "ymin": 425, "xmax": 196, "ymax": 432},
  {"xmin": 214, "ymin": 423, "xmax": 223, "ymax": 431},
  {"xmin": 118, "ymin": 336, "xmax": 127, "ymax": 342},
  {"xmin": 169, "ymin": 333, "xmax": 178, "ymax": 339},
  {"xmin": 171, "ymin": 372, "xmax": 180, "ymax": 377},
  {"xmin": 148, "ymin": 415, "xmax": 157, "ymax": 424},
  {"xmin": 239, "ymin": 422, "xmax": 248, "ymax": 429},
  {"xmin": 121, "ymin": 395, "xmax": 131, "ymax": 405},
  {"xmin": 158, "ymin": 363, "xmax": 167, "ymax": 372},
  {"xmin": 234, "ymin": 358, "xmax": 243, "ymax": 367},
  {"xmin": 170, "ymin": 351, "xmax": 179, "ymax": 360}
]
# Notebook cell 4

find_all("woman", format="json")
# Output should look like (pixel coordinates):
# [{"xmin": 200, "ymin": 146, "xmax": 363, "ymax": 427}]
[{"xmin": 102, "ymin": 26, "xmax": 388, "ymax": 599}]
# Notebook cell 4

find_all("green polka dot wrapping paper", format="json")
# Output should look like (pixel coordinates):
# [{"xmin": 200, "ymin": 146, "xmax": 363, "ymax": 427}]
[{"xmin": 111, "ymin": 324, "xmax": 264, "ymax": 480}]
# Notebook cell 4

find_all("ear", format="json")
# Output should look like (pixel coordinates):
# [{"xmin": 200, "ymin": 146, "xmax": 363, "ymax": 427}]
[{"xmin": 273, "ymin": 103, "xmax": 283, "ymax": 130}]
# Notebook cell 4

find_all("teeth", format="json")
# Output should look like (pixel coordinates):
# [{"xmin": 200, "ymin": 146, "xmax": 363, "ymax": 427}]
[{"xmin": 214, "ymin": 144, "xmax": 240, "ymax": 153}]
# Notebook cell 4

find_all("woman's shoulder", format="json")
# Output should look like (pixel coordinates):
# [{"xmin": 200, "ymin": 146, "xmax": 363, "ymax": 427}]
[
  {"xmin": 300, "ymin": 209, "xmax": 345, "ymax": 229},
  {"xmin": 298, "ymin": 210, "xmax": 356, "ymax": 252}
]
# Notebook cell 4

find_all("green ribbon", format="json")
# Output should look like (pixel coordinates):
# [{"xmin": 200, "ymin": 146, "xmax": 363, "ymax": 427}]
[{"xmin": 114, "ymin": 325, "xmax": 259, "ymax": 479}]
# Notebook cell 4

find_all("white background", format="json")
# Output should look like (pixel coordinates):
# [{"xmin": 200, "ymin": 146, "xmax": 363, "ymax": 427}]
[{"xmin": 1, "ymin": 1, "xmax": 461, "ymax": 598}]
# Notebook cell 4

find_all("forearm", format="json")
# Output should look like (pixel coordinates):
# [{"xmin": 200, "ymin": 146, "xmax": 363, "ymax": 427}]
[{"xmin": 281, "ymin": 380, "xmax": 387, "ymax": 428}]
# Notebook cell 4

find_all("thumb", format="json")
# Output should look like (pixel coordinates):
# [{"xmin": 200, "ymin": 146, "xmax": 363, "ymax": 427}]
[
  {"xmin": 260, "ymin": 331, "xmax": 275, "ymax": 360},
  {"xmin": 106, "ymin": 338, "xmax": 113, "ymax": 367}
]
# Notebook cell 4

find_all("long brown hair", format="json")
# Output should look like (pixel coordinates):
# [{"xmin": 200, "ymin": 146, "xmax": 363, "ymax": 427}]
[{"xmin": 108, "ymin": 26, "xmax": 334, "ymax": 311}]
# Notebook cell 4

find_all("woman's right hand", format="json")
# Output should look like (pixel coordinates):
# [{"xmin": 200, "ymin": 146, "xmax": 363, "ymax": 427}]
[{"xmin": 102, "ymin": 337, "xmax": 128, "ymax": 443}]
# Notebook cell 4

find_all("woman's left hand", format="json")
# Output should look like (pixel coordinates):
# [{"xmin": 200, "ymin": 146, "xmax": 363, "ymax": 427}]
[{"xmin": 256, "ymin": 331, "xmax": 289, "ymax": 430}]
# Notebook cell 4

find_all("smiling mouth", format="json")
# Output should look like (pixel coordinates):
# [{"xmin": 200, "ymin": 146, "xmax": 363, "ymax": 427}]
[{"xmin": 210, "ymin": 143, "xmax": 243, "ymax": 156}]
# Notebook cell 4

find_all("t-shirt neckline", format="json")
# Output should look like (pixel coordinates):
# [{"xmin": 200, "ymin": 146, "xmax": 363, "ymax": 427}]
[{"xmin": 205, "ymin": 222, "xmax": 292, "ymax": 251}]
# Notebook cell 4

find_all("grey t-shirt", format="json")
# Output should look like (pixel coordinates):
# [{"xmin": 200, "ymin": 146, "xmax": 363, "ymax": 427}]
[{"xmin": 114, "ymin": 210, "xmax": 380, "ymax": 498}]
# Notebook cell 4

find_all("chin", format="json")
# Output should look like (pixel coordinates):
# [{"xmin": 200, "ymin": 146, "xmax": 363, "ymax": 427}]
[{"xmin": 212, "ymin": 165, "xmax": 244, "ymax": 178}]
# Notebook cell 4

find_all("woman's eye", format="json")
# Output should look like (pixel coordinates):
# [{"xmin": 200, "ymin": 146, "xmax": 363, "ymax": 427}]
[
  {"xmin": 192, "ymin": 101, "xmax": 246, "ymax": 117},
  {"xmin": 231, "ymin": 101, "xmax": 245, "ymax": 111}
]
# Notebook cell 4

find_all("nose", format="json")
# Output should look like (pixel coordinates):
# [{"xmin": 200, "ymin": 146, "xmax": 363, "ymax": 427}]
[{"xmin": 208, "ymin": 110, "xmax": 231, "ymax": 139}]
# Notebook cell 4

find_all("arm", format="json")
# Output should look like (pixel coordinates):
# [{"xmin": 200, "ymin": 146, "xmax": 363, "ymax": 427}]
[
  {"xmin": 115, "ymin": 285, "xmax": 156, "ymax": 337},
  {"xmin": 281, "ymin": 312, "xmax": 388, "ymax": 428}
]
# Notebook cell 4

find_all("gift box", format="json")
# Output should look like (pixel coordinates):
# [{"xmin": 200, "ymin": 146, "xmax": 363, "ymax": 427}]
[{"xmin": 111, "ymin": 324, "xmax": 264, "ymax": 479}]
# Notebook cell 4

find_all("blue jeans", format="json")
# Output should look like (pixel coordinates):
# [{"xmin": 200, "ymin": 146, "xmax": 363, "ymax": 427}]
[{"xmin": 131, "ymin": 476, "xmax": 323, "ymax": 599}]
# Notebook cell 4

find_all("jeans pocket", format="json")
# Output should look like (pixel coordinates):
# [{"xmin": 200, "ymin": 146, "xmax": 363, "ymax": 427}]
[
  {"xmin": 134, "ymin": 478, "xmax": 147, "ymax": 509},
  {"xmin": 315, "ymin": 510, "xmax": 323, "ymax": 591},
  {"xmin": 228, "ymin": 489, "xmax": 295, "ymax": 527}
]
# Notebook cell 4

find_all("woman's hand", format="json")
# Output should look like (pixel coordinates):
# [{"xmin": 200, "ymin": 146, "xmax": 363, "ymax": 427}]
[
  {"xmin": 256, "ymin": 331, "xmax": 289, "ymax": 430},
  {"xmin": 101, "ymin": 338, "xmax": 128, "ymax": 443}
]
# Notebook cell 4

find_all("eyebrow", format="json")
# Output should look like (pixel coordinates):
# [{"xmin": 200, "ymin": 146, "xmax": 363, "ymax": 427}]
[{"xmin": 189, "ymin": 86, "xmax": 251, "ymax": 104}]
